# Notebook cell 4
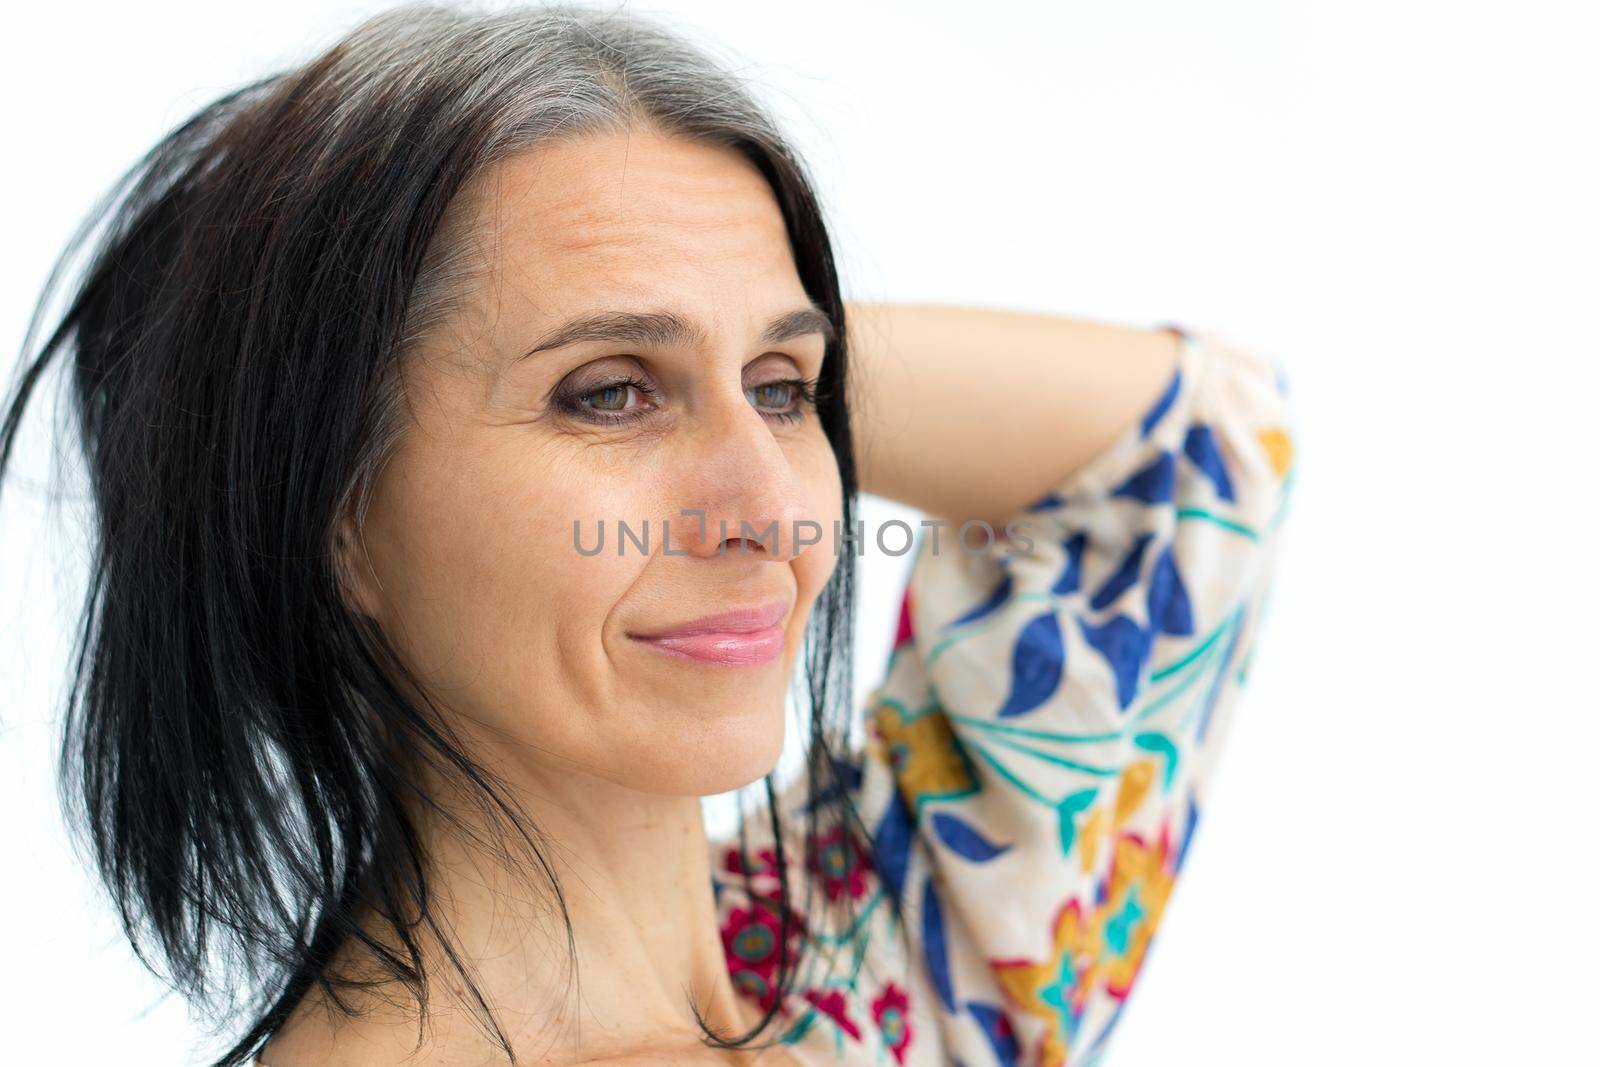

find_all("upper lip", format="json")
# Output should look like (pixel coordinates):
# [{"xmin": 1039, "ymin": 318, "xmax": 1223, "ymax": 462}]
[{"xmin": 628, "ymin": 598, "xmax": 791, "ymax": 639}]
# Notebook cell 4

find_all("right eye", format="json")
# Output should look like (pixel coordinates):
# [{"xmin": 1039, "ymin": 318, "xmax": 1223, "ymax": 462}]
[{"xmin": 554, "ymin": 375, "xmax": 660, "ymax": 423}]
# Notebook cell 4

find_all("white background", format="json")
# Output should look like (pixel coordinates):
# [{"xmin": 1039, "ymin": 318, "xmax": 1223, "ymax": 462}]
[{"xmin": 3, "ymin": 1, "xmax": 1596, "ymax": 1063}]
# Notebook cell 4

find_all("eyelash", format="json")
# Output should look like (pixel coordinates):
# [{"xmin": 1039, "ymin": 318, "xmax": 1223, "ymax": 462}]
[{"xmin": 554, "ymin": 373, "xmax": 822, "ymax": 426}]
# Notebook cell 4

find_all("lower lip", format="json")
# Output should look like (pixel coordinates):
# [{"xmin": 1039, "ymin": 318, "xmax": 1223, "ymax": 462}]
[{"xmin": 629, "ymin": 626, "xmax": 786, "ymax": 667}]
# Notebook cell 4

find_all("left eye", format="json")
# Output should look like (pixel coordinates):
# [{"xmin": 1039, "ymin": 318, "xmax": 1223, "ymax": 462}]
[
  {"xmin": 747, "ymin": 376, "xmax": 818, "ymax": 424},
  {"xmin": 750, "ymin": 381, "xmax": 796, "ymax": 408}
]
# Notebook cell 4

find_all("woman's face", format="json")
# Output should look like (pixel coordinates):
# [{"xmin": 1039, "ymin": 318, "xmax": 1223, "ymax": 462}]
[{"xmin": 342, "ymin": 127, "xmax": 843, "ymax": 797}]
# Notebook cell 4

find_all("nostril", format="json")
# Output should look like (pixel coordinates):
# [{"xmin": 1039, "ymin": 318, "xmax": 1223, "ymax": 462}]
[{"xmin": 719, "ymin": 536, "xmax": 767, "ymax": 557}]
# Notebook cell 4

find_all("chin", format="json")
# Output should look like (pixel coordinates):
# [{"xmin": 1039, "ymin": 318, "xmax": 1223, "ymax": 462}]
[{"xmin": 627, "ymin": 707, "xmax": 789, "ymax": 798}]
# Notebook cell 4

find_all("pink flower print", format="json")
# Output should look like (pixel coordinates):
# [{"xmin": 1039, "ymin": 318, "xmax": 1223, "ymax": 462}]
[
  {"xmin": 804, "ymin": 988, "xmax": 863, "ymax": 1040},
  {"xmin": 720, "ymin": 900, "xmax": 804, "ymax": 1015},
  {"xmin": 809, "ymin": 824, "xmax": 871, "ymax": 903},
  {"xmin": 722, "ymin": 844, "xmax": 780, "ymax": 878},
  {"xmin": 871, "ymin": 981, "xmax": 913, "ymax": 1063}
]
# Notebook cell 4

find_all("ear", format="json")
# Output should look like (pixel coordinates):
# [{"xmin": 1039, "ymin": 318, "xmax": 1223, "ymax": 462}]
[{"xmin": 334, "ymin": 510, "xmax": 385, "ymax": 622}]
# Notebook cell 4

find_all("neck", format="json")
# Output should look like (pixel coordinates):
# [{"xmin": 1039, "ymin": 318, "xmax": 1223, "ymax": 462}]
[{"xmin": 266, "ymin": 759, "xmax": 763, "ymax": 1066}]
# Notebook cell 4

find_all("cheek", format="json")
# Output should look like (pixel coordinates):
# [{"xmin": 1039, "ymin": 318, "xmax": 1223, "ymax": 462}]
[
  {"xmin": 361, "ymin": 436, "xmax": 651, "ymax": 736},
  {"xmin": 358, "ymin": 415, "xmax": 846, "ymax": 795}
]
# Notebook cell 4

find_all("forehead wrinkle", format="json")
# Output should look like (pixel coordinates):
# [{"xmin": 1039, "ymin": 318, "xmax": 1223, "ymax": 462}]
[
  {"xmin": 500, "ymin": 208, "xmax": 793, "ymax": 307},
  {"xmin": 530, "ymin": 182, "xmax": 785, "ymax": 257},
  {"xmin": 512, "ymin": 149, "xmax": 783, "ymax": 252},
  {"xmin": 460, "ymin": 135, "xmax": 806, "ymax": 359}
]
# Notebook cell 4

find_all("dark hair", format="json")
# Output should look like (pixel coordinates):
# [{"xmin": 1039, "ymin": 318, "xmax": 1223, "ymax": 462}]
[{"xmin": 0, "ymin": 3, "xmax": 905, "ymax": 1063}]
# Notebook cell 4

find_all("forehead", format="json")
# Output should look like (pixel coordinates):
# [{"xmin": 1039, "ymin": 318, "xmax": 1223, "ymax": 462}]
[{"xmin": 462, "ymin": 127, "xmax": 804, "ymax": 318}]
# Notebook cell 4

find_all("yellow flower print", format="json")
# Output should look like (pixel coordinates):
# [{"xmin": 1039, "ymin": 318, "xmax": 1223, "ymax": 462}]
[
  {"xmin": 990, "ymin": 897, "xmax": 1097, "ymax": 1067},
  {"xmin": 1098, "ymin": 828, "xmax": 1176, "ymax": 998},
  {"xmin": 1074, "ymin": 757, "xmax": 1157, "ymax": 876},
  {"xmin": 1256, "ymin": 425, "xmax": 1294, "ymax": 480},
  {"xmin": 986, "ymin": 808, "xmax": 1182, "ymax": 1064},
  {"xmin": 871, "ymin": 696, "xmax": 979, "ymax": 815}
]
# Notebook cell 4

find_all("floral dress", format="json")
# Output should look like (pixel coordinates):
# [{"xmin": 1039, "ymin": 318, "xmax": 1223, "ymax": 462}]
[{"xmin": 712, "ymin": 324, "xmax": 1299, "ymax": 1066}]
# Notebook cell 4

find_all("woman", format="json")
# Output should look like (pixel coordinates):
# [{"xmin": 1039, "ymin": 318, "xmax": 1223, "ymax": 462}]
[{"xmin": 0, "ymin": 4, "xmax": 1297, "ymax": 1065}]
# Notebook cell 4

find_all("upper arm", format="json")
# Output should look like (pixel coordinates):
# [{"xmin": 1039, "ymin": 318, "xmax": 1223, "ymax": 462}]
[{"xmin": 846, "ymin": 304, "xmax": 1187, "ymax": 528}]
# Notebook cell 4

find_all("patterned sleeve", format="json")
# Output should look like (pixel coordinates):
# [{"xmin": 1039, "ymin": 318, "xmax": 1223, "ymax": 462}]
[{"xmin": 711, "ymin": 324, "xmax": 1299, "ymax": 1066}]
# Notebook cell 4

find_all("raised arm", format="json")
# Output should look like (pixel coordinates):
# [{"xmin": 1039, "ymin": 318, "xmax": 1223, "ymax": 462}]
[
  {"xmin": 717, "ymin": 318, "xmax": 1297, "ymax": 1060},
  {"xmin": 844, "ymin": 301, "xmax": 1185, "ymax": 527}
]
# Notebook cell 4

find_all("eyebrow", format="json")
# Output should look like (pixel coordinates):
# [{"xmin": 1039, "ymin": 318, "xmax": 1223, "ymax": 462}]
[{"xmin": 519, "ymin": 305, "xmax": 837, "ymax": 360}]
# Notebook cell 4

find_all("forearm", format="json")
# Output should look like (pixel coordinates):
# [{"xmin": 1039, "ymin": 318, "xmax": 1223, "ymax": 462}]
[{"xmin": 843, "ymin": 301, "xmax": 1184, "ymax": 528}]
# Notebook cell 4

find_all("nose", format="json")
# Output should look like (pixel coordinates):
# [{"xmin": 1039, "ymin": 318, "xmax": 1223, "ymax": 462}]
[{"xmin": 663, "ymin": 386, "xmax": 820, "ymax": 563}]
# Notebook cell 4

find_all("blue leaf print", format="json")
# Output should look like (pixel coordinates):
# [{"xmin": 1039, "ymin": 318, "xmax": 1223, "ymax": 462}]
[
  {"xmin": 944, "ymin": 572, "xmax": 1014, "ymax": 630},
  {"xmin": 1183, "ymin": 423, "xmax": 1236, "ymax": 503},
  {"xmin": 965, "ymin": 1001, "xmax": 1023, "ymax": 1066},
  {"xmin": 930, "ymin": 811, "xmax": 1012, "ymax": 862},
  {"xmin": 1089, "ymin": 531, "xmax": 1155, "ymax": 611},
  {"xmin": 833, "ymin": 750, "xmax": 864, "ymax": 791},
  {"xmin": 1146, "ymin": 543, "xmax": 1195, "ymax": 637},
  {"xmin": 1078, "ymin": 613, "xmax": 1152, "ymax": 712},
  {"xmin": 1174, "ymin": 793, "xmax": 1201, "ymax": 874},
  {"xmin": 872, "ymin": 787, "xmax": 915, "ymax": 903},
  {"xmin": 1139, "ymin": 364, "xmax": 1184, "ymax": 437},
  {"xmin": 922, "ymin": 878, "xmax": 955, "ymax": 1012},
  {"xmin": 995, "ymin": 611, "xmax": 1065, "ymax": 718},
  {"xmin": 1110, "ymin": 449, "xmax": 1175, "ymax": 504},
  {"xmin": 799, "ymin": 752, "xmax": 866, "ymax": 815},
  {"xmin": 1050, "ymin": 530, "xmax": 1087, "ymax": 595}
]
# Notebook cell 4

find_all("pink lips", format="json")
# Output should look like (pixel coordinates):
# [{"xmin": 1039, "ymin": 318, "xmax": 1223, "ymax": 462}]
[{"xmin": 627, "ymin": 599, "xmax": 790, "ymax": 667}]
